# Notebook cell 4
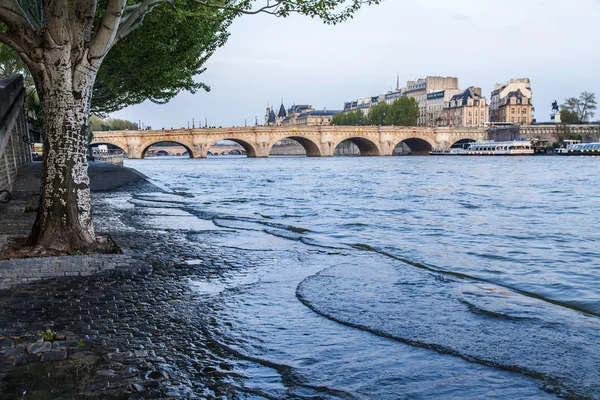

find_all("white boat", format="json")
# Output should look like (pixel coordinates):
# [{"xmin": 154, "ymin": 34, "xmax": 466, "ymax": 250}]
[
  {"xmin": 430, "ymin": 140, "xmax": 535, "ymax": 156},
  {"xmin": 555, "ymin": 140, "xmax": 600, "ymax": 155}
]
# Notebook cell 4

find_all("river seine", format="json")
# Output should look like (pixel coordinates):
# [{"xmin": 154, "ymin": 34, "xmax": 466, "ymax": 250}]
[{"xmin": 125, "ymin": 155, "xmax": 599, "ymax": 399}]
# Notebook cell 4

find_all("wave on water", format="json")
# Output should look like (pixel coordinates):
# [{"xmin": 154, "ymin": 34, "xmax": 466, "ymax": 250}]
[{"xmin": 296, "ymin": 260, "xmax": 600, "ymax": 399}]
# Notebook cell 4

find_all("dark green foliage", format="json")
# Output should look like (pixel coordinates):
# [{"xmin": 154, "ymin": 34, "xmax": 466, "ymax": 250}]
[
  {"xmin": 92, "ymin": 1, "xmax": 233, "ymax": 114},
  {"xmin": 560, "ymin": 109, "xmax": 578, "ymax": 124},
  {"xmin": 331, "ymin": 109, "xmax": 366, "ymax": 125},
  {"xmin": 89, "ymin": 115, "xmax": 138, "ymax": 132},
  {"xmin": 366, "ymin": 102, "xmax": 388, "ymax": 125},
  {"xmin": 385, "ymin": 97, "xmax": 418, "ymax": 126},
  {"xmin": 333, "ymin": 97, "xmax": 418, "ymax": 127},
  {"xmin": 0, "ymin": 44, "xmax": 33, "ymax": 86}
]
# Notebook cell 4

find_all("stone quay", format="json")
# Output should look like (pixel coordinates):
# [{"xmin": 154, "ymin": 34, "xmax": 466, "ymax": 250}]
[{"xmin": 0, "ymin": 162, "xmax": 254, "ymax": 398}]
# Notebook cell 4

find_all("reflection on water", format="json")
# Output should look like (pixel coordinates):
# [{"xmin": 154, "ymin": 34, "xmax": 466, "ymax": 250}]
[{"xmin": 125, "ymin": 156, "xmax": 600, "ymax": 399}]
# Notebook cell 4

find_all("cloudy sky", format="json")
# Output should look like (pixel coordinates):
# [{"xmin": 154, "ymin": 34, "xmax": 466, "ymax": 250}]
[{"xmin": 111, "ymin": 0, "xmax": 600, "ymax": 128}]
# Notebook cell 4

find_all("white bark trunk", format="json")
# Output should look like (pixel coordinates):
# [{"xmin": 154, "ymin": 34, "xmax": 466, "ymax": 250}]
[{"xmin": 27, "ymin": 48, "xmax": 99, "ymax": 252}]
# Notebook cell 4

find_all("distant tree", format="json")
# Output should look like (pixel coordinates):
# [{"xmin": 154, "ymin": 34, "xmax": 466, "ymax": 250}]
[
  {"xmin": 385, "ymin": 97, "xmax": 419, "ymax": 126},
  {"xmin": 332, "ymin": 109, "xmax": 366, "ymax": 125},
  {"xmin": 561, "ymin": 92, "xmax": 597, "ymax": 123},
  {"xmin": 560, "ymin": 109, "xmax": 578, "ymax": 124},
  {"xmin": 89, "ymin": 115, "xmax": 138, "ymax": 132},
  {"xmin": 367, "ymin": 102, "xmax": 389, "ymax": 125},
  {"xmin": 350, "ymin": 109, "xmax": 367, "ymax": 125},
  {"xmin": 331, "ymin": 112, "xmax": 346, "ymax": 125}
]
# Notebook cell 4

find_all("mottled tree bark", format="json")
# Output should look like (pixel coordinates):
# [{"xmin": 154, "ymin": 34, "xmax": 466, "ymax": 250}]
[{"xmin": 26, "ymin": 47, "xmax": 99, "ymax": 252}]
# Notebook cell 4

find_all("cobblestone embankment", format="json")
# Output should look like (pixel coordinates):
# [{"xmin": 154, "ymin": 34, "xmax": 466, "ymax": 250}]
[{"xmin": 0, "ymin": 162, "xmax": 245, "ymax": 399}]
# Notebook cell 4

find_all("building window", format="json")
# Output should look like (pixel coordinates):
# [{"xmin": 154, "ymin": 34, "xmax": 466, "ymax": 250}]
[
  {"xmin": 511, "ymin": 117, "xmax": 515, "ymax": 123},
  {"xmin": 511, "ymin": 108, "xmax": 515, "ymax": 114}
]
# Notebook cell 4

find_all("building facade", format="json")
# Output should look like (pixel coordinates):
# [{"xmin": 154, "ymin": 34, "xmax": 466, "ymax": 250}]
[
  {"xmin": 266, "ymin": 103, "xmax": 341, "ymax": 126},
  {"xmin": 441, "ymin": 87, "xmax": 489, "ymax": 127},
  {"xmin": 489, "ymin": 78, "xmax": 533, "ymax": 125},
  {"xmin": 404, "ymin": 76, "xmax": 459, "ymax": 126},
  {"xmin": 264, "ymin": 102, "xmax": 289, "ymax": 126},
  {"xmin": 425, "ymin": 89, "xmax": 462, "ymax": 126}
]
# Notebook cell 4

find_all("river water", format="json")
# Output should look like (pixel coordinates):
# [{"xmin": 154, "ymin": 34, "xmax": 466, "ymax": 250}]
[{"xmin": 124, "ymin": 155, "xmax": 599, "ymax": 399}]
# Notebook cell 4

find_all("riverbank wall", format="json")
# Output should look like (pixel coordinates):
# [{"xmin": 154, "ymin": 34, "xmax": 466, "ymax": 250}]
[
  {"xmin": 488, "ymin": 123, "xmax": 600, "ymax": 144},
  {"xmin": 0, "ymin": 75, "xmax": 31, "ymax": 194}
]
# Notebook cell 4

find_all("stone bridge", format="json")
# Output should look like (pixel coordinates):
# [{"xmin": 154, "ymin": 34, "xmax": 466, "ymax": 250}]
[{"xmin": 91, "ymin": 126, "xmax": 487, "ymax": 159}]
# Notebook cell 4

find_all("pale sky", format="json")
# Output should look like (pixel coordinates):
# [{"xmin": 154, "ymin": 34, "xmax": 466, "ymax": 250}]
[{"xmin": 111, "ymin": 0, "xmax": 600, "ymax": 128}]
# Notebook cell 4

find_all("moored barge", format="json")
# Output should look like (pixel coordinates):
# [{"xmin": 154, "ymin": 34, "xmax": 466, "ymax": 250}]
[
  {"xmin": 555, "ymin": 141, "xmax": 600, "ymax": 156},
  {"xmin": 430, "ymin": 140, "xmax": 535, "ymax": 156}
]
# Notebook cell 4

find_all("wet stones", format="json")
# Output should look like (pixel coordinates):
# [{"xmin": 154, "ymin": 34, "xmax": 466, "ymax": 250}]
[
  {"xmin": 0, "ymin": 181, "xmax": 263, "ymax": 398},
  {"xmin": 26, "ymin": 341, "xmax": 51, "ymax": 354},
  {"xmin": 40, "ymin": 350, "xmax": 67, "ymax": 362}
]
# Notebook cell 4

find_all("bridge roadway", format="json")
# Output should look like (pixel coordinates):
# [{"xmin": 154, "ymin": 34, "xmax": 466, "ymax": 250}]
[{"xmin": 91, "ymin": 125, "xmax": 487, "ymax": 159}]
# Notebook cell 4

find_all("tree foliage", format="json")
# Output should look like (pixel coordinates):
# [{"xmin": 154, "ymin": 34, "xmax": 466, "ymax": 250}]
[
  {"xmin": 385, "ymin": 97, "xmax": 419, "ymax": 126},
  {"xmin": 331, "ymin": 109, "xmax": 364, "ymax": 125},
  {"xmin": 0, "ymin": 43, "xmax": 31, "ymax": 83},
  {"xmin": 332, "ymin": 97, "xmax": 419, "ymax": 126},
  {"xmin": 561, "ymin": 92, "xmax": 597, "ymax": 123},
  {"xmin": 366, "ymin": 102, "xmax": 388, "ymax": 125},
  {"xmin": 92, "ymin": 1, "xmax": 234, "ymax": 114},
  {"xmin": 89, "ymin": 115, "xmax": 138, "ymax": 132},
  {"xmin": 560, "ymin": 109, "xmax": 578, "ymax": 124}
]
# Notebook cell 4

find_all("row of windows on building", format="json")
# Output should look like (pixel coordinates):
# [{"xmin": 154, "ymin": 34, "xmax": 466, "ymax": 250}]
[{"xmin": 511, "ymin": 108, "xmax": 529, "ymax": 114}]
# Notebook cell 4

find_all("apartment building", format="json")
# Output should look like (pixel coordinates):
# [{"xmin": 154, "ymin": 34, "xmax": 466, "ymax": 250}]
[
  {"xmin": 489, "ymin": 78, "xmax": 533, "ymax": 125},
  {"xmin": 441, "ymin": 87, "xmax": 489, "ymax": 127}
]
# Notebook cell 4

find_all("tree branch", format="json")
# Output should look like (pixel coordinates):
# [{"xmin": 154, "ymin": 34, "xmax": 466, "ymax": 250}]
[
  {"xmin": 0, "ymin": 3, "xmax": 42, "ymax": 54},
  {"xmin": 190, "ymin": 0, "xmax": 286, "ymax": 16},
  {"xmin": 0, "ymin": 31, "xmax": 25, "ymax": 53},
  {"xmin": 114, "ymin": 0, "xmax": 379, "ymax": 44},
  {"xmin": 115, "ymin": 0, "xmax": 170, "ymax": 42},
  {"xmin": 0, "ymin": 3, "xmax": 37, "ymax": 30},
  {"xmin": 89, "ymin": 0, "xmax": 127, "ymax": 62}
]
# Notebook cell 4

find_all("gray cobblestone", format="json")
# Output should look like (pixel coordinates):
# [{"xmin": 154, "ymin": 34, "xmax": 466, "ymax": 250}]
[{"xmin": 0, "ymin": 164, "xmax": 247, "ymax": 398}]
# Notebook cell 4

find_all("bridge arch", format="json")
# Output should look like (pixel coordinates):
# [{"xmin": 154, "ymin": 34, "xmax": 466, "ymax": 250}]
[
  {"xmin": 141, "ymin": 140, "xmax": 193, "ymax": 158},
  {"xmin": 268, "ymin": 136, "xmax": 321, "ymax": 157},
  {"xmin": 333, "ymin": 136, "xmax": 380, "ymax": 156},
  {"xmin": 88, "ymin": 141, "xmax": 127, "ymax": 154},
  {"xmin": 227, "ymin": 149, "xmax": 246, "ymax": 156},
  {"xmin": 451, "ymin": 138, "xmax": 476, "ymax": 148},
  {"xmin": 392, "ymin": 137, "xmax": 435, "ymax": 155},
  {"xmin": 207, "ymin": 138, "xmax": 259, "ymax": 158}
]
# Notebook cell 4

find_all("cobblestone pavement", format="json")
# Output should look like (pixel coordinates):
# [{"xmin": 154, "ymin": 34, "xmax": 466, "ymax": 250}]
[{"xmin": 0, "ymin": 166, "xmax": 259, "ymax": 399}]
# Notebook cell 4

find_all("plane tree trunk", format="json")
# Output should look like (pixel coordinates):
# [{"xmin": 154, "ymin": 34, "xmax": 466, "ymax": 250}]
[
  {"xmin": 3, "ymin": 0, "xmax": 128, "ymax": 253},
  {"xmin": 27, "ymin": 48, "xmax": 99, "ymax": 252}
]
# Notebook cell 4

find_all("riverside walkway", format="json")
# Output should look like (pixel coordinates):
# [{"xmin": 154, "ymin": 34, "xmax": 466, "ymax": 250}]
[{"xmin": 0, "ymin": 162, "xmax": 248, "ymax": 398}]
